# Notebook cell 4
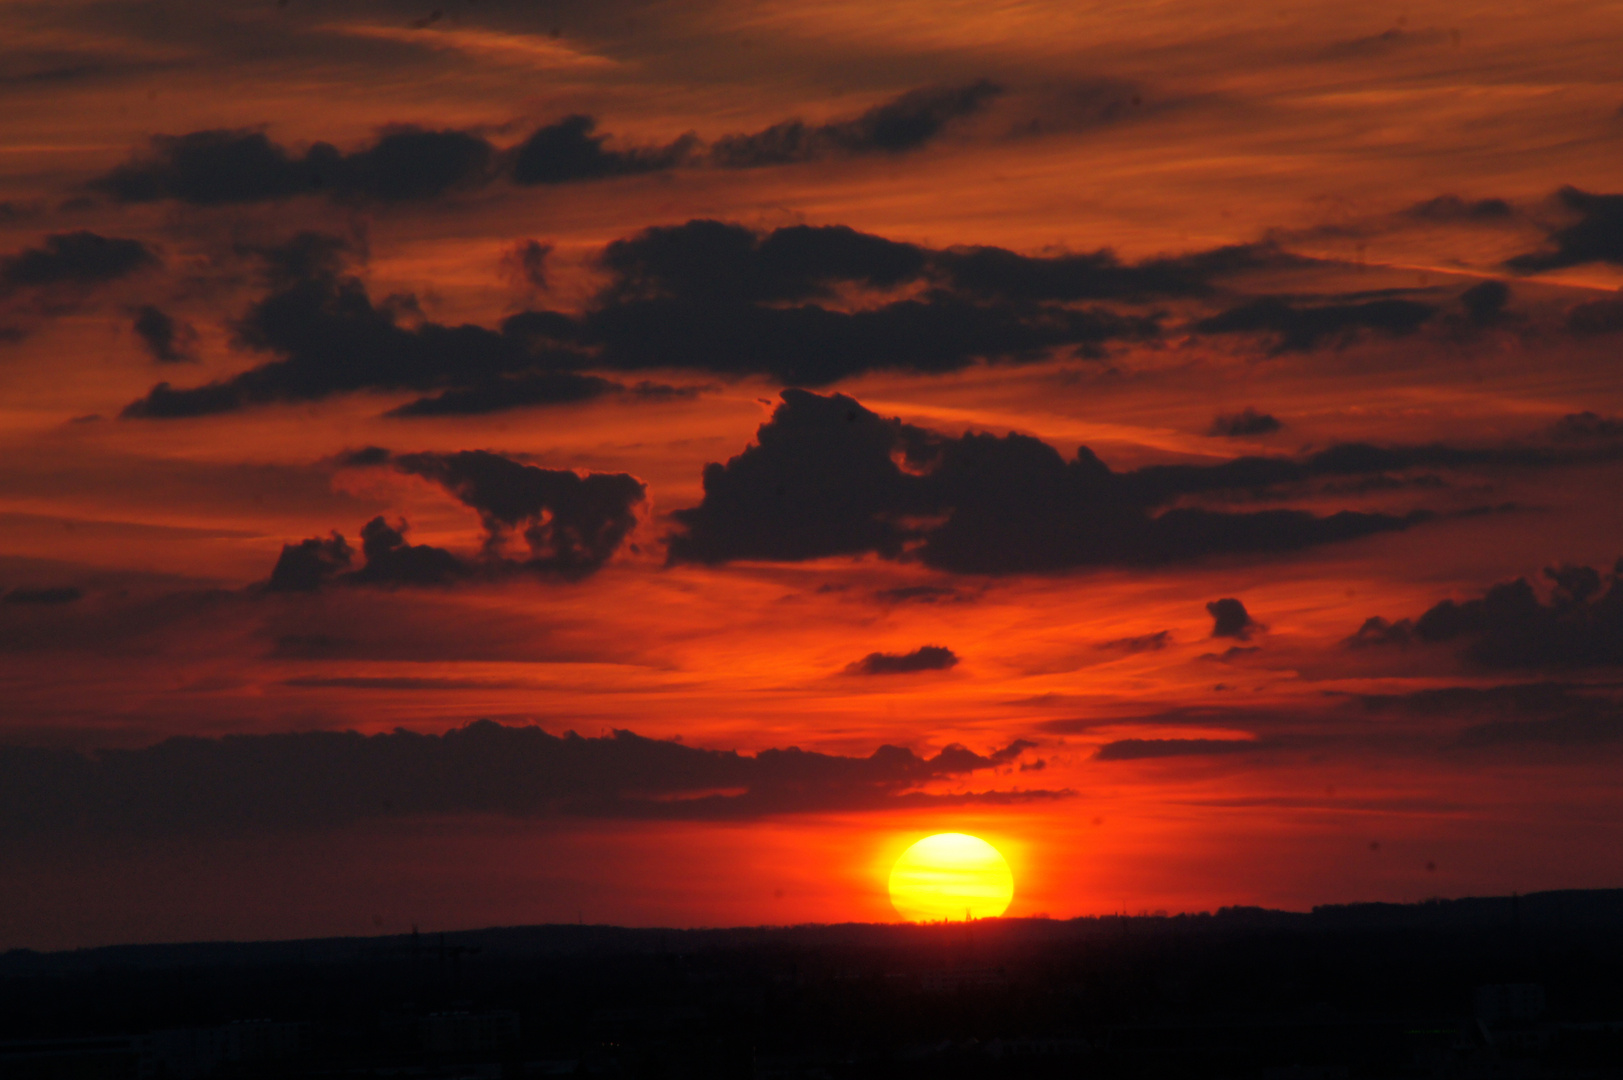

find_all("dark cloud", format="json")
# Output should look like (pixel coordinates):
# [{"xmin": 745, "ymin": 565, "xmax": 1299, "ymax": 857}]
[
  {"xmin": 131, "ymin": 305, "xmax": 196, "ymax": 362},
  {"xmin": 873, "ymin": 585, "xmax": 967, "ymax": 605},
  {"xmin": 266, "ymin": 533, "xmax": 351, "ymax": 592},
  {"xmin": 572, "ymin": 222, "xmax": 1289, "ymax": 384},
  {"xmin": 597, "ymin": 220, "xmax": 929, "ymax": 304},
  {"xmin": 934, "ymin": 242, "xmax": 1288, "ymax": 304},
  {"xmin": 667, "ymin": 390, "xmax": 1429, "ymax": 573},
  {"xmin": 335, "ymin": 445, "xmax": 393, "ymax": 467},
  {"xmin": 1402, "ymin": 195, "xmax": 1513, "ymax": 222},
  {"xmin": 1196, "ymin": 296, "xmax": 1437, "ymax": 352},
  {"xmin": 510, "ymin": 115, "xmax": 695, "ymax": 185},
  {"xmin": 1321, "ymin": 26, "xmax": 1452, "ymax": 59},
  {"xmin": 709, "ymin": 81, "xmax": 1000, "ymax": 167},
  {"xmin": 1506, "ymin": 187, "xmax": 1623, "ymax": 272},
  {"xmin": 386, "ymin": 372, "xmax": 627, "ymax": 416},
  {"xmin": 1547, "ymin": 411, "xmax": 1623, "ymax": 442},
  {"xmin": 347, "ymin": 517, "xmax": 465, "ymax": 587},
  {"xmin": 92, "ymin": 83, "xmax": 994, "ymax": 210},
  {"xmin": 267, "ymin": 518, "xmax": 464, "ymax": 590},
  {"xmin": 582, "ymin": 274, "xmax": 1152, "ymax": 386},
  {"xmin": 1130, "ymin": 416, "xmax": 1623, "ymax": 501},
  {"xmin": 1095, "ymin": 630, "xmax": 1171, "ymax": 653},
  {"xmin": 503, "ymin": 239, "xmax": 551, "ymax": 292},
  {"xmin": 1096, "ymin": 737, "xmax": 1261, "ymax": 760},
  {"xmin": 1, "ymin": 232, "xmax": 156, "ymax": 292},
  {"xmin": 1208, "ymin": 408, "xmax": 1281, "ymax": 438},
  {"xmin": 846, "ymin": 645, "xmax": 959, "ymax": 675},
  {"xmin": 1206, "ymin": 598, "xmax": 1256, "ymax": 639},
  {"xmin": 392, "ymin": 450, "xmax": 646, "ymax": 578},
  {"xmin": 1348, "ymin": 561, "xmax": 1623, "ymax": 668},
  {"xmin": 128, "ymin": 219, "xmax": 1282, "ymax": 416},
  {"xmin": 338, "ymin": 126, "xmax": 496, "ymax": 201},
  {"xmin": 1353, "ymin": 683, "xmax": 1623, "ymax": 750},
  {"xmin": 597, "ymin": 220, "xmax": 1285, "ymax": 307},
  {"xmin": 94, "ymin": 126, "xmax": 495, "ymax": 205},
  {"xmin": 1007, "ymin": 79, "xmax": 1148, "ymax": 137},
  {"xmin": 1346, "ymin": 615, "xmax": 1412, "ymax": 648},
  {"xmin": 269, "ymin": 450, "xmax": 645, "ymax": 588},
  {"xmin": 121, "ymin": 236, "xmax": 541, "ymax": 417},
  {"xmin": 1566, "ymin": 292, "xmax": 1623, "ymax": 335},
  {"xmin": 0, "ymin": 721, "xmax": 1057, "ymax": 836},
  {"xmin": 1459, "ymin": 280, "xmax": 1511, "ymax": 326},
  {"xmin": 1457, "ymin": 711, "xmax": 1623, "ymax": 748},
  {"xmin": 2, "ymin": 586, "xmax": 83, "ymax": 605}
]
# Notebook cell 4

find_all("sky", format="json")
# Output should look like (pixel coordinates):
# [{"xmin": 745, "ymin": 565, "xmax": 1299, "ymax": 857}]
[{"xmin": 2, "ymin": 0, "xmax": 1623, "ymax": 951}]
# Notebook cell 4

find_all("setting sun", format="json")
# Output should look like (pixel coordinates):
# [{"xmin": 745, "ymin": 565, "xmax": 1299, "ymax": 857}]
[{"xmin": 888, "ymin": 833, "xmax": 1015, "ymax": 922}]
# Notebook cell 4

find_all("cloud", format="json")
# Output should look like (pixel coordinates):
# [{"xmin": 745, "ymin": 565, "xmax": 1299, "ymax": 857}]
[
  {"xmin": 131, "ymin": 305, "xmax": 196, "ymax": 362},
  {"xmin": 934, "ymin": 242, "xmax": 1287, "ymax": 303},
  {"xmin": 266, "ymin": 533, "xmax": 352, "ymax": 592},
  {"xmin": 346, "ymin": 517, "xmax": 465, "ymax": 586},
  {"xmin": 1403, "ymin": 195, "xmax": 1514, "ymax": 222},
  {"xmin": 1566, "ymin": 292, "xmax": 1623, "ymax": 335},
  {"xmin": 386, "ymin": 372, "xmax": 628, "ymax": 416},
  {"xmin": 1459, "ymin": 280, "xmax": 1511, "ymax": 326},
  {"xmin": 510, "ymin": 115, "xmax": 696, "ymax": 185},
  {"xmin": 1506, "ymin": 188, "xmax": 1623, "ymax": 272},
  {"xmin": 1095, "ymin": 630, "xmax": 1171, "ymax": 653},
  {"xmin": 575, "ymin": 222, "xmax": 1289, "ymax": 384},
  {"xmin": 1096, "ymin": 737, "xmax": 1261, "ymax": 760},
  {"xmin": 1196, "ymin": 296, "xmax": 1437, "ymax": 352},
  {"xmin": 94, "ymin": 126, "xmax": 496, "ymax": 205},
  {"xmin": 873, "ymin": 585, "xmax": 968, "ymax": 605},
  {"xmin": 1206, "ymin": 598, "xmax": 1256, "ymax": 639},
  {"xmin": 1353, "ymin": 683, "xmax": 1623, "ymax": 750},
  {"xmin": 1208, "ymin": 408, "xmax": 1281, "ymax": 437},
  {"xmin": 0, "ymin": 721, "xmax": 1058, "ymax": 836},
  {"xmin": 597, "ymin": 220, "xmax": 1285, "ymax": 307},
  {"xmin": 1348, "ymin": 561, "xmax": 1623, "ymax": 668},
  {"xmin": 1547, "ymin": 412, "xmax": 1623, "ymax": 441},
  {"xmin": 502, "ymin": 239, "xmax": 551, "ymax": 293},
  {"xmin": 120, "ymin": 235, "xmax": 543, "ymax": 417},
  {"xmin": 126, "ymin": 220, "xmax": 1286, "ymax": 416},
  {"xmin": 268, "ymin": 450, "xmax": 646, "ymax": 588},
  {"xmin": 1320, "ymin": 25, "xmax": 1453, "ymax": 60},
  {"xmin": 710, "ymin": 81, "xmax": 1000, "ymax": 167},
  {"xmin": 597, "ymin": 219, "xmax": 929, "ymax": 304},
  {"xmin": 846, "ymin": 645, "xmax": 959, "ymax": 675},
  {"xmin": 267, "ymin": 518, "xmax": 464, "ymax": 590},
  {"xmin": 91, "ymin": 83, "xmax": 992, "ymax": 209},
  {"xmin": 392, "ymin": 450, "xmax": 646, "ymax": 578},
  {"xmin": 1, "ymin": 232, "xmax": 156, "ymax": 293},
  {"xmin": 2, "ymin": 586, "xmax": 83, "ymax": 605},
  {"xmin": 667, "ymin": 389, "xmax": 1429, "ymax": 573}
]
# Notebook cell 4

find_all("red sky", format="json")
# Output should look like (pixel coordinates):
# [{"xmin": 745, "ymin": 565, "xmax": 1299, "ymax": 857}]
[{"xmin": 3, "ymin": 0, "xmax": 1623, "ymax": 950}]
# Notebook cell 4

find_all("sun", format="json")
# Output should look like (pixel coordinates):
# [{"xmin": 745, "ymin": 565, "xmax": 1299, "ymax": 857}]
[{"xmin": 888, "ymin": 833, "xmax": 1014, "ymax": 922}]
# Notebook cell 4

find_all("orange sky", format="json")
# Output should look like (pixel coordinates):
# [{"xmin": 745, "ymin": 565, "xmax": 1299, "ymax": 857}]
[{"xmin": 2, "ymin": 0, "xmax": 1623, "ymax": 950}]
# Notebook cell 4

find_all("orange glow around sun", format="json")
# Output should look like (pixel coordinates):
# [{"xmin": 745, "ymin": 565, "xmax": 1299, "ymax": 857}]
[{"xmin": 888, "ymin": 833, "xmax": 1015, "ymax": 922}]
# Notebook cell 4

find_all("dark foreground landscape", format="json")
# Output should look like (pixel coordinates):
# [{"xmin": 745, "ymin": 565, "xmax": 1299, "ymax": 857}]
[{"xmin": 4, "ymin": 890, "xmax": 1623, "ymax": 1079}]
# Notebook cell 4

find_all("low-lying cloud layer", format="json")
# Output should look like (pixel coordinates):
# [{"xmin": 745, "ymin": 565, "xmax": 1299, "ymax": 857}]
[{"xmin": 0, "ymin": 721, "xmax": 1055, "ymax": 836}]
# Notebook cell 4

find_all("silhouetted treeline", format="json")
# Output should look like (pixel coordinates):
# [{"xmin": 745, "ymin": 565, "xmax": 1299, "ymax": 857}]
[{"xmin": 4, "ymin": 889, "xmax": 1623, "ymax": 1077}]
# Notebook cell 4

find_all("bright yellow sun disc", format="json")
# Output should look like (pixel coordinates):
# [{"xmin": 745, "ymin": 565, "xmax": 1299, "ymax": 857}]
[{"xmin": 888, "ymin": 833, "xmax": 1014, "ymax": 922}]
